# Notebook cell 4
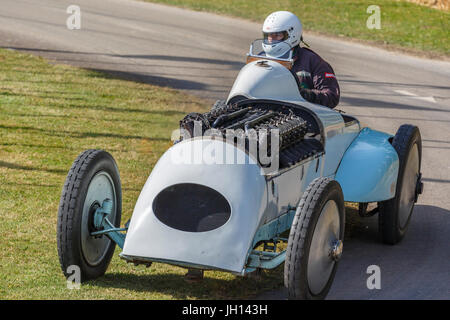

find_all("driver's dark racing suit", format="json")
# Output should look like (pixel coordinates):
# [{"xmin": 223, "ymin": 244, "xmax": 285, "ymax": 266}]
[{"xmin": 291, "ymin": 47, "xmax": 340, "ymax": 109}]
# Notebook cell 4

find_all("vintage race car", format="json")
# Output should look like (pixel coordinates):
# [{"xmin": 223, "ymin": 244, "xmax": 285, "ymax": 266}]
[{"xmin": 57, "ymin": 41, "xmax": 424, "ymax": 299}]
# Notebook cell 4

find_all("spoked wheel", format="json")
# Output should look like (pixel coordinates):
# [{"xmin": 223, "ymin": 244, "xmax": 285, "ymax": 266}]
[
  {"xmin": 379, "ymin": 124, "xmax": 423, "ymax": 244},
  {"xmin": 57, "ymin": 149, "xmax": 122, "ymax": 282},
  {"xmin": 284, "ymin": 177, "xmax": 345, "ymax": 300}
]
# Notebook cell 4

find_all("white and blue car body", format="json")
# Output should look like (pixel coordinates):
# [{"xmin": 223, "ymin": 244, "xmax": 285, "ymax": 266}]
[{"xmin": 119, "ymin": 59, "xmax": 400, "ymax": 275}]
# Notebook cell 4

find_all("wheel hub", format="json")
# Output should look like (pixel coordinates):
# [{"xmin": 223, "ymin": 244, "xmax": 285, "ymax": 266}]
[
  {"xmin": 329, "ymin": 239, "xmax": 343, "ymax": 261},
  {"xmin": 415, "ymin": 173, "xmax": 424, "ymax": 202},
  {"xmin": 87, "ymin": 201, "xmax": 101, "ymax": 236},
  {"xmin": 307, "ymin": 200, "xmax": 341, "ymax": 295},
  {"xmin": 81, "ymin": 171, "xmax": 117, "ymax": 267}
]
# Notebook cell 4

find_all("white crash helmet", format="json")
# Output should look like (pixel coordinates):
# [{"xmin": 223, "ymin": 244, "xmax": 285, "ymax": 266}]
[{"xmin": 262, "ymin": 11, "xmax": 302, "ymax": 58}]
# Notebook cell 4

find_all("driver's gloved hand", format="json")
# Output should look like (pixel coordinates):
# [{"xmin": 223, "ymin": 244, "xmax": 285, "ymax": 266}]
[{"xmin": 299, "ymin": 88, "xmax": 317, "ymax": 103}]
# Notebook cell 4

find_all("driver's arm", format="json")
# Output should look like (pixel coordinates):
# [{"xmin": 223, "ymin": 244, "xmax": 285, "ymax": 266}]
[{"xmin": 299, "ymin": 58, "xmax": 340, "ymax": 109}]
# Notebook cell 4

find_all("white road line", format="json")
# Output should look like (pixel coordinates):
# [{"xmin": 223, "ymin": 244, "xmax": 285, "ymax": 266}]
[{"xmin": 395, "ymin": 90, "xmax": 437, "ymax": 103}]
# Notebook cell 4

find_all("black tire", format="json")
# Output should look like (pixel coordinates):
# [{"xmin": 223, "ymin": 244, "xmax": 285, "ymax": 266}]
[
  {"xmin": 57, "ymin": 149, "xmax": 122, "ymax": 282},
  {"xmin": 378, "ymin": 124, "xmax": 422, "ymax": 245},
  {"xmin": 284, "ymin": 177, "xmax": 345, "ymax": 300}
]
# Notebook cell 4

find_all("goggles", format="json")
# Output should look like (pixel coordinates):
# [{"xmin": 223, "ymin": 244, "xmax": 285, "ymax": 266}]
[{"xmin": 263, "ymin": 31, "xmax": 289, "ymax": 44}]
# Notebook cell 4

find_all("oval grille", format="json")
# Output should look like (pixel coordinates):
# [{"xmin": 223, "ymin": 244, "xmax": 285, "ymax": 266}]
[{"xmin": 152, "ymin": 183, "xmax": 231, "ymax": 232}]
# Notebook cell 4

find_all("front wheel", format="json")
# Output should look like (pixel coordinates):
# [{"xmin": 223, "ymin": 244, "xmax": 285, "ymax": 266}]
[
  {"xmin": 57, "ymin": 149, "xmax": 122, "ymax": 282},
  {"xmin": 284, "ymin": 177, "xmax": 345, "ymax": 300}
]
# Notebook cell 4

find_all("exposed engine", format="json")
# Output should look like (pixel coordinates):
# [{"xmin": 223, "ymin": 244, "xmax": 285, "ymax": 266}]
[{"xmin": 179, "ymin": 102, "xmax": 324, "ymax": 169}]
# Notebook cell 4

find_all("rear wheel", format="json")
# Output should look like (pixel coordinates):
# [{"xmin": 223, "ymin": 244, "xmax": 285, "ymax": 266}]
[
  {"xmin": 379, "ymin": 124, "xmax": 422, "ymax": 244},
  {"xmin": 284, "ymin": 177, "xmax": 345, "ymax": 300},
  {"xmin": 57, "ymin": 149, "xmax": 122, "ymax": 282}
]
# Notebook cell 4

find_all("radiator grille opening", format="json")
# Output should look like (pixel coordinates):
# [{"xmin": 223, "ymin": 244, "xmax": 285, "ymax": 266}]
[{"xmin": 152, "ymin": 183, "xmax": 231, "ymax": 232}]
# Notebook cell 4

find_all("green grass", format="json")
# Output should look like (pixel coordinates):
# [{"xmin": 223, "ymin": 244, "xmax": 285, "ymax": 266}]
[
  {"xmin": 0, "ymin": 48, "xmax": 290, "ymax": 299},
  {"xmin": 147, "ymin": 0, "xmax": 449, "ymax": 57}
]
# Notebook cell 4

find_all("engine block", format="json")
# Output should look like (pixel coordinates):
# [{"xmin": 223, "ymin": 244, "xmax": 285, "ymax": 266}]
[{"xmin": 179, "ymin": 103, "xmax": 323, "ymax": 168}]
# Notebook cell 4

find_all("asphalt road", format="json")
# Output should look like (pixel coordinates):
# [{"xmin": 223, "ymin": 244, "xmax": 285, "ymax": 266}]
[{"xmin": 1, "ymin": 0, "xmax": 449, "ymax": 299}]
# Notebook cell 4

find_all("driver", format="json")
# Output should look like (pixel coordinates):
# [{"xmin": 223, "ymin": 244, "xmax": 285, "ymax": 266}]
[{"xmin": 261, "ymin": 11, "xmax": 340, "ymax": 109}]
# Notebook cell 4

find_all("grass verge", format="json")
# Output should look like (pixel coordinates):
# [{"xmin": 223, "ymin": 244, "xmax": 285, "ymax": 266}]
[
  {"xmin": 0, "ymin": 48, "xmax": 292, "ymax": 299},
  {"xmin": 146, "ymin": 0, "xmax": 449, "ymax": 58}
]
